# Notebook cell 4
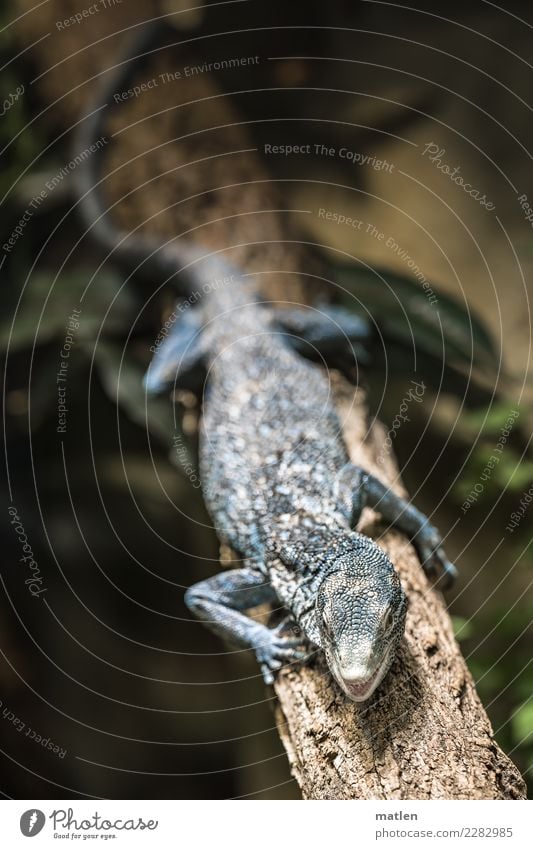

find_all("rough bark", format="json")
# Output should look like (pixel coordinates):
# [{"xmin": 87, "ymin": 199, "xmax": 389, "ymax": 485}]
[
  {"xmin": 17, "ymin": 1, "xmax": 527, "ymax": 800},
  {"xmin": 274, "ymin": 375, "xmax": 526, "ymax": 800}
]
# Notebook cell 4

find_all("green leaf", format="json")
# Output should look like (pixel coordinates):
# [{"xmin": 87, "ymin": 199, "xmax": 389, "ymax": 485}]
[
  {"xmin": 451, "ymin": 615, "xmax": 474, "ymax": 640},
  {"xmin": 460, "ymin": 402, "xmax": 521, "ymax": 435},
  {"xmin": 1, "ymin": 268, "xmax": 140, "ymax": 352},
  {"xmin": 511, "ymin": 701, "xmax": 533, "ymax": 746},
  {"xmin": 90, "ymin": 340, "xmax": 184, "ymax": 452},
  {"xmin": 334, "ymin": 263, "xmax": 499, "ymax": 374}
]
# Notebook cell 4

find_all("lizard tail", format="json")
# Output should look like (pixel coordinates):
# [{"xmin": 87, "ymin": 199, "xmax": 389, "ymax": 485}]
[{"xmin": 73, "ymin": 19, "xmax": 210, "ymax": 293}]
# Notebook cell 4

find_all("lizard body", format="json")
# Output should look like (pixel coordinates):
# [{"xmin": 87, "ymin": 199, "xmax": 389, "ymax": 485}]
[
  {"xmin": 77, "ymin": 21, "xmax": 457, "ymax": 701},
  {"xmin": 146, "ymin": 260, "xmax": 456, "ymax": 700}
]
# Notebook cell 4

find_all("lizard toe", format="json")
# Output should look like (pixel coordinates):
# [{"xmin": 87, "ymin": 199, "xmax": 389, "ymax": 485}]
[
  {"xmin": 260, "ymin": 664, "xmax": 275, "ymax": 685},
  {"xmin": 272, "ymin": 633, "xmax": 307, "ymax": 654},
  {"xmin": 439, "ymin": 558, "xmax": 458, "ymax": 589}
]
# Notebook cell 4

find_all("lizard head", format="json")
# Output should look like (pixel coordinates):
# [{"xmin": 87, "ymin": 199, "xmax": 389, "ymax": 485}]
[{"xmin": 315, "ymin": 542, "xmax": 407, "ymax": 702}]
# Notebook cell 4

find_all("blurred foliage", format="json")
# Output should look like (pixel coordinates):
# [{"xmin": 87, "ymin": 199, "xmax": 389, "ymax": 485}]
[
  {"xmin": 91, "ymin": 339, "xmax": 190, "ymax": 454},
  {"xmin": 453, "ymin": 403, "xmax": 533, "ymax": 500},
  {"xmin": 2, "ymin": 263, "xmax": 186, "ymax": 455},
  {"xmin": 0, "ymin": 269, "xmax": 138, "ymax": 351},
  {"xmin": 512, "ymin": 700, "xmax": 533, "ymax": 771},
  {"xmin": 335, "ymin": 261, "xmax": 501, "ymax": 404},
  {"xmin": 335, "ymin": 261, "xmax": 499, "ymax": 370},
  {"xmin": 451, "ymin": 615, "xmax": 475, "ymax": 641},
  {"xmin": 467, "ymin": 599, "xmax": 533, "ymax": 785},
  {"xmin": 456, "ymin": 443, "xmax": 533, "ymax": 500},
  {"xmin": 512, "ymin": 701, "xmax": 533, "ymax": 742},
  {"xmin": 0, "ymin": 11, "xmax": 44, "ymax": 204}
]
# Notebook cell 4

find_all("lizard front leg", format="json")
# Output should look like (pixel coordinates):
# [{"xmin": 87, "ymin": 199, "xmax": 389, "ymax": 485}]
[
  {"xmin": 184, "ymin": 567, "xmax": 307, "ymax": 684},
  {"xmin": 144, "ymin": 306, "xmax": 206, "ymax": 393},
  {"xmin": 336, "ymin": 463, "xmax": 458, "ymax": 588}
]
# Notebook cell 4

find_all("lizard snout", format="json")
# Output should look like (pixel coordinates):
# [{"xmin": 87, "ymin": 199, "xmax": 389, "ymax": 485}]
[
  {"xmin": 336, "ymin": 647, "xmax": 390, "ymax": 702},
  {"xmin": 338, "ymin": 642, "xmax": 376, "ymax": 676}
]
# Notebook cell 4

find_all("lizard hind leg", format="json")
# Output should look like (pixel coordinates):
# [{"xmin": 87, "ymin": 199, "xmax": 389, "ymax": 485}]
[
  {"xmin": 272, "ymin": 303, "xmax": 370, "ymax": 362},
  {"xmin": 184, "ymin": 568, "xmax": 307, "ymax": 684},
  {"xmin": 144, "ymin": 305, "xmax": 207, "ymax": 394}
]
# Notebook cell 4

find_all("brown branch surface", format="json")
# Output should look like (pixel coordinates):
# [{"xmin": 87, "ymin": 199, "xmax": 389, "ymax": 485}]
[{"xmin": 274, "ymin": 375, "xmax": 526, "ymax": 800}]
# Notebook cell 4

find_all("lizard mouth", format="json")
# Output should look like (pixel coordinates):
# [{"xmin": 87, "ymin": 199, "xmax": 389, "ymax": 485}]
[
  {"xmin": 341, "ymin": 671, "xmax": 380, "ymax": 701},
  {"xmin": 339, "ymin": 652, "xmax": 391, "ymax": 702}
]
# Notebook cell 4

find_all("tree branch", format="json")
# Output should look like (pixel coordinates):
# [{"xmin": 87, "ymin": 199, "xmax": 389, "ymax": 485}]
[{"xmin": 273, "ymin": 374, "xmax": 526, "ymax": 799}]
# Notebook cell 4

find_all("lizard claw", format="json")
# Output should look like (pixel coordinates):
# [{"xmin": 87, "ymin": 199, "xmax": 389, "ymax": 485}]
[
  {"xmin": 435, "ymin": 555, "xmax": 458, "ymax": 590},
  {"xmin": 255, "ymin": 620, "xmax": 308, "ymax": 685},
  {"xmin": 419, "ymin": 531, "xmax": 458, "ymax": 590},
  {"xmin": 260, "ymin": 664, "xmax": 275, "ymax": 686}
]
